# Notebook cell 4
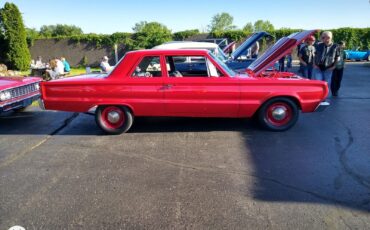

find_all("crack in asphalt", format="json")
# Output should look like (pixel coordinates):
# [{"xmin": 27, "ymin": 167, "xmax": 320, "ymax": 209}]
[
  {"xmin": 112, "ymin": 151, "xmax": 370, "ymax": 211},
  {"xmin": 334, "ymin": 121, "xmax": 370, "ymax": 190},
  {"xmin": 0, "ymin": 112, "xmax": 79, "ymax": 169}
]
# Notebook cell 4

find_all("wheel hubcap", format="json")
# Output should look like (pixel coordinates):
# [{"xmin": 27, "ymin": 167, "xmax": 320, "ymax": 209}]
[
  {"xmin": 107, "ymin": 111, "xmax": 121, "ymax": 123},
  {"xmin": 271, "ymin": 107, "xmax": 287, "ymax": 121}
]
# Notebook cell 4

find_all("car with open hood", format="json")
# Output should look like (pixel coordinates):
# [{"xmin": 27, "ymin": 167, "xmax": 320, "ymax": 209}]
[
  {"xmin": 153, "ymin": 32, "xmax": 273, "ymax": 72},
  {"xmin": 0, "ymin": 76, "xmax": 41, "ymax": 114},
  {"xmin": 40, "ymin": 30, "xmax": 328, "ymax": 134}
]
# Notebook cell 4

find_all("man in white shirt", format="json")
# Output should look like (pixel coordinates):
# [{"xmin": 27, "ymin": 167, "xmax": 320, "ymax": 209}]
[{"xmin": 100, "ymin": 56, "xmax": 112, "ymax": 73}]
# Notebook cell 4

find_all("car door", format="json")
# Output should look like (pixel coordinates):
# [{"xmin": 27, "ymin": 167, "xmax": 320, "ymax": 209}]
[
  {"xmin": 125, "ymin": 55, "xmax": 165, "ymax": 116},
  {"xmin": 163, "ymin": 54, "xmax": 239, "ymax": 117}
]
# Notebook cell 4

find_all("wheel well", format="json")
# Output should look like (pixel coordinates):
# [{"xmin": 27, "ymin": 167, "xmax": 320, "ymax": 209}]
[
  {"xmin": 253, "ymin": 96, "xmax": 301, "ymax": 118},
  {"xmin": 95, "ymin": 104, "xmax": 134, "ymax": 115}
]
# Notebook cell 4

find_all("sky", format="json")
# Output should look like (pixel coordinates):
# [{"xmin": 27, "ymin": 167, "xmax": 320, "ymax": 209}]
[{"xmin": 2, "ymin": 0, "xmax": 370, "ymax": 34}]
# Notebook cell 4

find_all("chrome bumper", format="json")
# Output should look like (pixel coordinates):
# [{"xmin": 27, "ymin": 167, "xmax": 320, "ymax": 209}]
[
  {"xmin": 38, "ymin": 98, "xmax": 45, "ymax": 110},
  {"xmin": 315, "ymin": 101, "xmax": 330, "ymax": 112}
]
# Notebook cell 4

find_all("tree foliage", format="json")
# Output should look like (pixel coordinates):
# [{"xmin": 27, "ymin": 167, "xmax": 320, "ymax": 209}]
[
  {"xmin": 131, "ymin": 21, "xmax": 172, "ymax": 49},
  {"xmin": 253, "ymin": 20, "xmax": 275, "ymax": 32},
  {"xmin": 173, "ymin": 29, "xmax": 200, "ymax": 41},
  {"xmin": 208, "ymin": 12, "xmax": 236, "ymax": 33},
  {"xmin": 242, "ymin": 22, "xmax": 254, "ymax": 33},
  {"xmin": 39, "ymin": 24, "xmax": 83, "ymax": 37},
  {"xmin": 0, "ymin": 2, "xmax": 31, "ymax": 71}
]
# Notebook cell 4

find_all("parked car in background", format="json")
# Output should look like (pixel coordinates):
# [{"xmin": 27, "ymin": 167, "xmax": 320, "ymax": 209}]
[
  {"xmin": 40, "ymin": 30, "xmax": 328, "ymax": 134},
  {"xmin": 0, "ymin": 76, "xmax": 41, "ymax": 114},
  {"xmin": 345, "ymin": 49, "xmax": 370, "ymax": 61},
  {"xmin": 198, "ymin": 38, "xmax": 229, "ymax": 50},
  {"xmin": 154, "ymin": 32, "xmax": 274, "ymax": 73}
]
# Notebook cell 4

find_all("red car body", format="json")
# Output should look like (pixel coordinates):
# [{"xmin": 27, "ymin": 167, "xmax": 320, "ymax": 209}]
[
  {"xmin": 41, "ymin": 30, "xmax": 329, "ymax": 134},
  {"xmin": 0, "ymin": 76, "xmax": 41, "ymax": 114}
]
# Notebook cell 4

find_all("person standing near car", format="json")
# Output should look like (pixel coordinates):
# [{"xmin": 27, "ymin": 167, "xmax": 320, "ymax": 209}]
[
  {"xmin": 313, "ymin": 31, "xmax": 340, "ymax": 91},
  {"xmin": 331, "ymin": 41, "xmax": 346, "ymax": 96},
  {"xmin": 299, "ymin": 35, "xmax": 316, "ymax": 79}
]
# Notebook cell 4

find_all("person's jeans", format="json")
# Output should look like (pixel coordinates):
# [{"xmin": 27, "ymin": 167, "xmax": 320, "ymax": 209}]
[
  {"xmin": 313, "ymin": 68, "xmax": 333, "ymax": 94},
  {"xmin": 331, "ymin": 68, "xmax": 344, "ymax": 94},
  {"xmin": 302, "ymin": 64, "xmax": 313, "ymax": 79}
]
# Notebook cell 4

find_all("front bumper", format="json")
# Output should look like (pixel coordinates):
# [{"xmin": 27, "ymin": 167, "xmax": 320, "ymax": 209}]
[
  {"xmin": 0, "ymin": 93, "xmax": 40, "ymax": 113},
  {"xmin": 315, "ymin": 101, "xmax": 330, "ymax": 112}
]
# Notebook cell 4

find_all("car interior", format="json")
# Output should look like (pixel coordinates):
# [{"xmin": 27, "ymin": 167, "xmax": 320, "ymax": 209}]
[
  {"xmin": 166, "ymin": 56, "xmax": 223, "ymax": 78},
  {"xmin": 131, "ymin": 56, "xmax": 162, "ymax": 77}
]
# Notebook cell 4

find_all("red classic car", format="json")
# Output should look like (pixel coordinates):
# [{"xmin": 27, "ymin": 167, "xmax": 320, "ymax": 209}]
[
  {"xmin": 40, "ymin": 30, "xmax": 329, "ymax": 134},
  {"xmin": 0, "ymin": 76, "xmax": 41, "ymax": 114}
]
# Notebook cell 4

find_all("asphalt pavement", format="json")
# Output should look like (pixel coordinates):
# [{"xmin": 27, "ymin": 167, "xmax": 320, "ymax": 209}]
[{"xmin": 0, "ymin": 63, "xmax": 369, "ymax": 229}]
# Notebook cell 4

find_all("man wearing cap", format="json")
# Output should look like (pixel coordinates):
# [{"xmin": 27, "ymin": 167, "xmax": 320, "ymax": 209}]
[
  {"xmin": 298, "ymin": 35, "xmax": 316, "ymax": 79},
  {"xmin": 313, "ymin": 31, "xmax": 340, "ymax": 91},
  {"xmin": 100, "ymin": 56, "xmax": 112, "ymax": 73}
]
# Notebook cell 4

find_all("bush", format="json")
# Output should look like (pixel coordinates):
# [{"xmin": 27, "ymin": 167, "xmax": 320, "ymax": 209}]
[
  {"xmin": 0, "ymin": 3, "xmax": 31, "ymax": 71},
  {"xmin": 173, "ymin": 29, "xmax": 200, "ymax": 41}
]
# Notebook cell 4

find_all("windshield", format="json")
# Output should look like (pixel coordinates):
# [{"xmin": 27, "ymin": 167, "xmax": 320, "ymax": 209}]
[
  {"xmin": 215, "ymin": 47, "xmax": 228, "ymax": 62},
  {"xmin": 209, "ymin": 52, "xmax": 236, "ymax": 77}
]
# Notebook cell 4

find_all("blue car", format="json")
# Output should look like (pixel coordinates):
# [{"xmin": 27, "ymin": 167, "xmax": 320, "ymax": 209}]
[{"xmin": 345, "ymin": 49, "xmax": 370, "ymax": 61}]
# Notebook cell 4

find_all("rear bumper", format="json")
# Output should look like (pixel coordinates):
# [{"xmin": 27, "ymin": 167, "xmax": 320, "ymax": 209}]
[{"xmin": 315, "ymin": 101, "xmax": 330, "ymax": 112}]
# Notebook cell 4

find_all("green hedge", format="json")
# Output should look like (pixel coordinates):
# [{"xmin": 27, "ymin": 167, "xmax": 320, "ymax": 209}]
[
  {"xmin": 211, "ymin": 28, "xmax": 370, "ymax": 50},
  {"xmin": 29, "ymin": 27, "xmax": 370, "ymax": 51}
]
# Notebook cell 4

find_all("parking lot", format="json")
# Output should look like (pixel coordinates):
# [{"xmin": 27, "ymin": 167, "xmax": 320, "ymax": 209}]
[{"xmin": 0, "ymin": 63, "xmax": 369, "ymax": 229}]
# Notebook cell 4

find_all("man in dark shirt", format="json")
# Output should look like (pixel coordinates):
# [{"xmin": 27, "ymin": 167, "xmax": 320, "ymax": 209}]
[
  {"xmin": 313, "ymin": 31, "xmax": 340, "ymax": 92},
  {"xmin": 299, "ymin": 35, "xmax": 316, "ymax": 79},
  {"xmin": 331, "ymin": 41, "xmax": 347, "ymax": 96}
]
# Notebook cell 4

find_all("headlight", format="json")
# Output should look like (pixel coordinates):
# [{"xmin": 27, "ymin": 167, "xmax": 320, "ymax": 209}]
[
  {"xmin": 0, "ymin": 91, "xmax": 12, "ymax": 101},
  {"xmin": 5, "ymin": 91, "xmax": 11, "ymax": 100},
  {"xmin": 0, "ymin": 92, "xmax": 6, "ymax": 101}
]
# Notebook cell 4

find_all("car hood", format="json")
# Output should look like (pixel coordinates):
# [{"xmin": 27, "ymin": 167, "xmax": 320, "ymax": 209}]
[
  {"xmin": 247, "ymin": 30, "xmax": 318, "ymax": 76},
  {"xmin": 230, "ymin": 32, "xmax": 272, "ymax": 60},
  {"xmin": 0, "ymin": 76, "xmax": 41, "ymax": 90}
]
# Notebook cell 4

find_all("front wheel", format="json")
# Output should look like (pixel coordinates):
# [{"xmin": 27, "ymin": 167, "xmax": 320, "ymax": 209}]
[
  {"xmin": 95, "ymin": 105, "xmax": 133, "ymax": 134},
  {"xmin": 257, "ymin": 98, "xmax": 299, "ymax": 131}
]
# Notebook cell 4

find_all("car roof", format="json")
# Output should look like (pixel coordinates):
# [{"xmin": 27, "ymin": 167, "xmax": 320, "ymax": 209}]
[
  {"xmin": 126, "ymin": 49, "xmax": 211, "ymax": 56},
  {"xmin": 152, "ymin": 41, "xmax": 219, "ymax": 49}
]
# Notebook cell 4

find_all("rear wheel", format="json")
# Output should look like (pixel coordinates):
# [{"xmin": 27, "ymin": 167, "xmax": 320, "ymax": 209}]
[
  {"xmin": 95, "ymin": 105, "xmax": 133, "ymax": 134},
  {"xmin": 258, "ymin": 97, "xmax": 299, "ymax": 131}
]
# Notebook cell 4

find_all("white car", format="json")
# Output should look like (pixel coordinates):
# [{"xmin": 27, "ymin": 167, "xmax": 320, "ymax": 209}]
[{"xmin": 153, "ymin": 41, "xmax": 229, "ymax": 62}]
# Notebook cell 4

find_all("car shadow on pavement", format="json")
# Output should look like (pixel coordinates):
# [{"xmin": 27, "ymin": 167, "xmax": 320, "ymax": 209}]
[{"xmin": 242, "ymin": 115, "xmax": 370, "ymax": 212}]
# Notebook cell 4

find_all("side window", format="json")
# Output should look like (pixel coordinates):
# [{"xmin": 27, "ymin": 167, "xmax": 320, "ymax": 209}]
[
  {"xmin": 166, "ymin": 56, "xmax": 223, "ymax": 78},
  {"xmin": 132, "ymin": 56, "xmax": 162, "ymax": 77}
]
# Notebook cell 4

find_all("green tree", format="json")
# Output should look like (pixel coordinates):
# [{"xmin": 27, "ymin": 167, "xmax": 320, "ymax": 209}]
[
  {"xmin": 208, "ymin": 12, "xmax": 237, "ymax": 33},
  {"xmin": 242, "ymin": 22, "xmax": 254, "ymax": 33},
  {"xmin": 25, "ymin": 28, "xmax": 40, "ymax": 46},
  {"xmin": 132, "ymin": 21, "xmax": 172, "ymax": 49},
  {"xmin": 39, "ymin": 24, "xmax": 83, "ymax": 37},
  {"xmin": 132, "ymin": 21, "xmax": 147, "ymax": 33},
  {"xmin": 253, "ymin": 20, "xmax": 275, "ymax": 32},
  {"xmin": 0, "ymin": 2, "xmax": 31, "ymax": 70}
]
